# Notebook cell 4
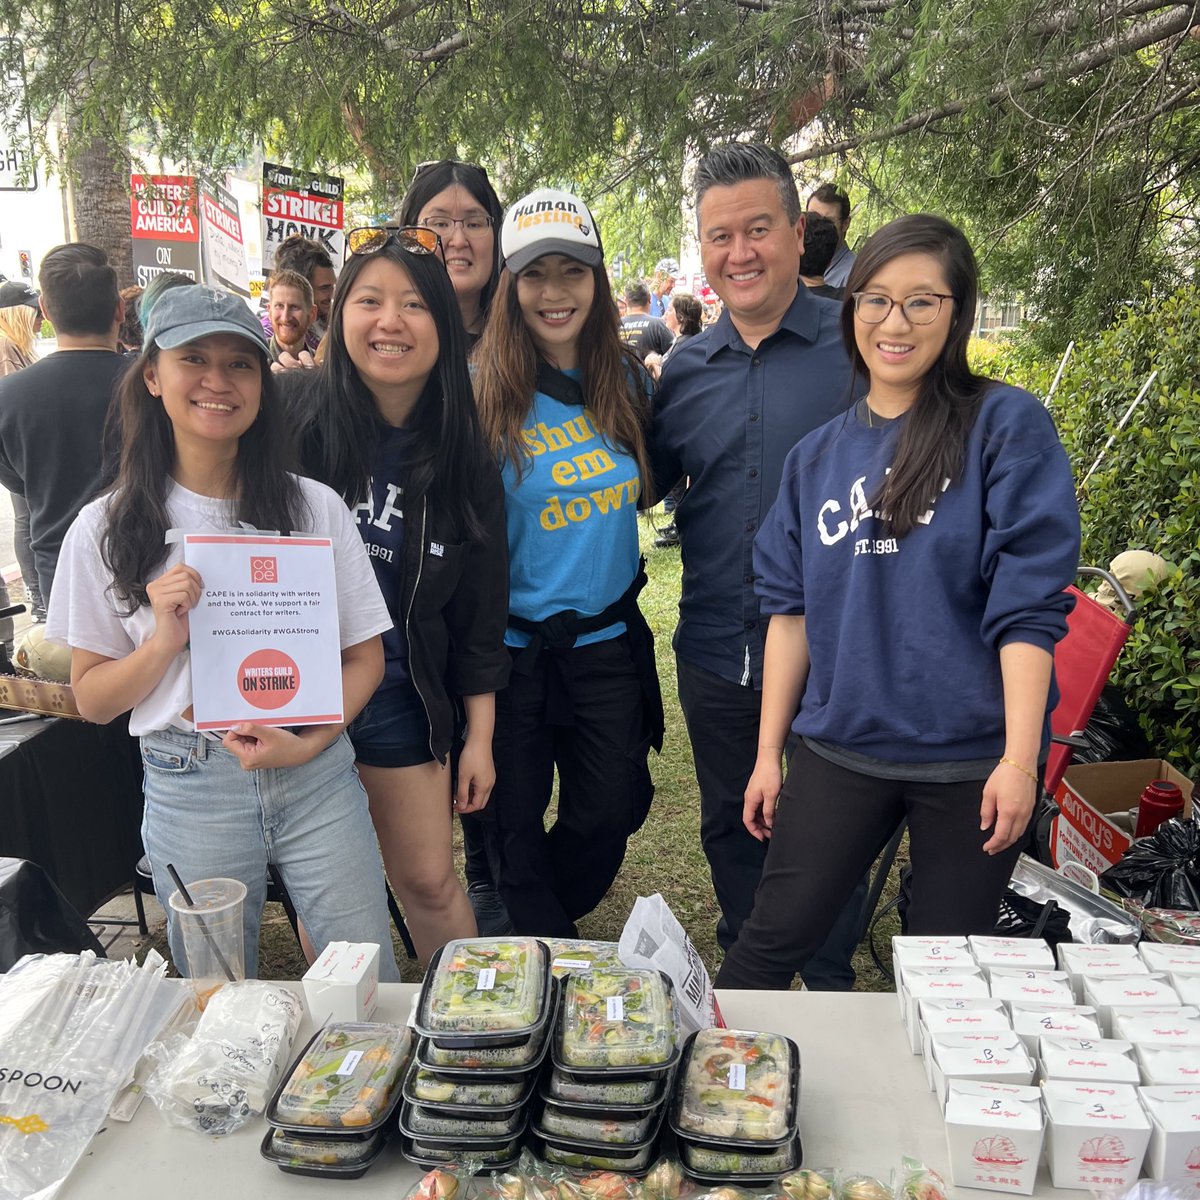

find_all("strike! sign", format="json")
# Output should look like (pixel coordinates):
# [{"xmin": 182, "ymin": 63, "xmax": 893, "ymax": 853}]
[
  {"xmin": 262, "ymin": 161, "xmax": 344, "ymax": 270},
  {"xmin": 130, "ymin": 174, "xmax": 202, "ymax": 287},
  {"xmin": 200, "ymin": 180, "xmax": 251, "ymax": 297}
]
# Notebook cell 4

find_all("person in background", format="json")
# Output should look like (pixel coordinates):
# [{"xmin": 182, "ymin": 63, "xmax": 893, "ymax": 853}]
[
  {"xmin": 650, "ymin": 258, "xmax": 679, "ymax": 317},
  {"xmin": 716, "ymin": 214, "xmax": 1080, "ymax": 989},
  {"xmin": 619, "ymin": 281, "xmax": 674, "ymax": 361},
  {"xmin": 473, "ymin": 187, "xmax": 663, "ymax": 937},
  {"xmin": 46, "ymin": 286, "xmax": 401, "ymax": 981},
  {"xmin": 652, "ymin": 143, "xmax": 868, "ymax": 990},
  {"xmin": 399, "ymin": 160, "xmax": 503, "ymax": 349},
  {"xmin": 806, "ymin": 183, "xmax": 856, "ymax": 289},
  {"xmin": 799, "ymin": 214, "xmax": 844, "ymax": 301},
  {"xmin": 118, "ymin": 286, "xmax": 145, "ymax": 353},
  {"xmin": 264, "ymin": 235, "xmax": 336, "ymax": 350},
  {"xmin": 289, "ymin": 225, "xmax": 510, "ymax": 963},
  {"xmin": 266, "ymin": 269, "xmax": 317, "ymax": 363}
]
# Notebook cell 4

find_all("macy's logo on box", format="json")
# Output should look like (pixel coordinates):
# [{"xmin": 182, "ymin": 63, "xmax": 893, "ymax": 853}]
[{"xmin": 1056, "ymin": 788, "xmax": 1123, "ymax": 854}]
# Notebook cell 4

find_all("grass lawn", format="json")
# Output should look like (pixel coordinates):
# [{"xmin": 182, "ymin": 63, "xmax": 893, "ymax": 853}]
[{"xmin": 153, "ymin": 508, "xmax": 905, "ymax": 987}]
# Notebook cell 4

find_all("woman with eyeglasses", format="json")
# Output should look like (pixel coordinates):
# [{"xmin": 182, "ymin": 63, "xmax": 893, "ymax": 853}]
[
  {"xmin": 715, "ymin": 214, "xmax": 1081, "ymax": 989},
  {"xmin": 291, "ymin": 225, "xmax": 510, "ymax": 962},
  {"xmin": 399, "ymin": 161, "xmax": 503, "ymax": 346},
  {"xmin": 472, "ymin": 188, "xmax": 664, "ymax": 938}
]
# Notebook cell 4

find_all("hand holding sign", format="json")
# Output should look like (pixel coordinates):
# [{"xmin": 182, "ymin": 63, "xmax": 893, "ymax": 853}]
[{"xmin": 147, "ymin": 563, "xmax": 203, "ymax": 654}]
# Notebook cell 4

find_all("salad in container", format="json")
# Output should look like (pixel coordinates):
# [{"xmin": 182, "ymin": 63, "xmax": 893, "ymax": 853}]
[
  {"xmin": 402, "ymin": 1135, "xmax": 522, "ymax": 1170},
  {"xmin": 671, "ymin": 1028, "xmax": 798, "ymax": 1147},
  {"xmin": 536, "ymin": 1137, "xmax": 657, "ymax": 1174},
  {"xmin": 267, "ymin": 1021, "xmax": 411, "ymax": 1134},
  {"xmin": 556, "ymin": 968, "xmax": 678, "ymax": 1072},
  {"xmin": 538, "ymin": 1102, "xmax": 658, "ymax": 1144},
  {"xmin": 404, "ymin": 1062, "xmax": 530, "ymax": 1110},
  {"xmin": 680, "ymin": 1137, "xmax": 800, "ymax": 1178},
  {"xmin": 260, "ymin": 1126, "xmax": 386, "ymax": 1178},
  {"xmin": 544, "ymin": 938, "xmax": 624, "ymax": 979},
  {"xmin": 546, "ymin": 1069, "xmax": 666, "ymax": 1107},
  {"xmin": 400, "ymin": 1101, "xmax": 526, "ymax": 1140}
]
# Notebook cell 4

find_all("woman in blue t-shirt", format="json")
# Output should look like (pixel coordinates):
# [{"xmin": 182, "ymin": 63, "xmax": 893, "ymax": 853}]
[
  {"xmin": 292, "ymin": 227, "xmax": 510, "ymax": 963},
  {"xmin": 473, "ymin": 188, "xmax": 664, "ymax": 937},
  {"xmin": 716, "ymin": 214, "xmax": 1080, "ymax": 989}
]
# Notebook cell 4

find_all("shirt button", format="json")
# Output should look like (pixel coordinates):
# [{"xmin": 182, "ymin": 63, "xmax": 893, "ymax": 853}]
[
  {"xmin": 745, "ymin": 521, "xmax": 756, "ymax": 533},
  {"xmin": 749, "ymin": 412, "xmax": 760, "ymax": 422},
  {"xmin": 749, "ymin": 468, "xmax": 759, "ymax": 478},
  {"xmin": 744, "ymin": 574, "xmax": 754, "ymax": 584},
  {"xmin": 744, "ymin": 619, "xmax": 758, "ymax": 630}
]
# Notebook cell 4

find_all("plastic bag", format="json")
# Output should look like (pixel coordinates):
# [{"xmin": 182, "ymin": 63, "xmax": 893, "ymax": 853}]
[
  {"xmin": 403, "ymin": 1160, "xmax": 482, "ymax": 1200},
  {"xmin": 143, "ymin": 979, "xmax": 302, "ymax": 1135},
  {"xmin": 1100, "ymin": 818, "xmax": 1200, "ymax": 909},
  {"xmin": 642, "ymin": 1158, "xmax": 689, "ymax": 1200},
  {"xmin": 780, "ymin": 1168, "xmax": 839, "ymax": 1200},
  {"xmin": 895, "ymin": 1158, "xmax": 948, "ymax": 1200},
  {"xmin": 0, "ymin": 859, "xmax": 103, "ymax": 969},
  {"xmin": 1008, "ymin": 854, "xmax": 1140, "ymax": 943},
  {"xmin": 1072, "ymin": 686, "xmax": 1153, "ymax": 765},
  {"xmin": 840, "ymin": 1176, "xmax": 892, "ymax": 1200}
]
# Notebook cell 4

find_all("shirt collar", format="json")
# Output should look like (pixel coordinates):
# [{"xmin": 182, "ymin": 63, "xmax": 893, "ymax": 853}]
[{"xmin": 705, "ymin": 283, "xmax": 824, "ymax": 360}]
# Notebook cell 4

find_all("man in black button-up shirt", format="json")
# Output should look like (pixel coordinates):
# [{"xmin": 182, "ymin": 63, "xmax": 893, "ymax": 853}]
[{"xmin": 651, "ymin": 143, "xmax": 863, "ymax": 982}]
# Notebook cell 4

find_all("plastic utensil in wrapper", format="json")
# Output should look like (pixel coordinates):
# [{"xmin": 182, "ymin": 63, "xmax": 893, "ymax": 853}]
[
  {"xmin": 557, "ymin": 968, "xmax": 678, "ymax": 1072},
  {"xmin": 267, "ymin": 1020, "xmax": 411, "ymax": 1133}
]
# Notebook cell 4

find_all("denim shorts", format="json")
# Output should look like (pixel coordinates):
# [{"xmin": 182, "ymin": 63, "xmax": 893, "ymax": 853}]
[
  {"xmin": 348, "ymin": 682, "xmax": 435, "ymax": 768},
  {"xmin": 139, "ymin": 726, "xmax": 401, "ymax": 981}
]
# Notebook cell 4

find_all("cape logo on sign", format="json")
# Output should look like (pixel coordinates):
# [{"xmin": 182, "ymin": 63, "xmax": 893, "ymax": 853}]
[{"xmin": 251, "ymin": 556, "xmax": 278, "ymax": 584}]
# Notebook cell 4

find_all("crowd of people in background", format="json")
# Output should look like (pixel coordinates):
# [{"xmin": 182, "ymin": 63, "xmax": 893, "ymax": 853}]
[{"xmin": 0, "ymin": 143, "xmax": 1081, "ymax": 992}]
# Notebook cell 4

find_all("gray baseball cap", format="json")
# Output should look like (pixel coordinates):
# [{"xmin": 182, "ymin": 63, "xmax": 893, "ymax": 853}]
[{"xmin": 144, "ymin": 286, "xmax": 269, "ymax": 359}]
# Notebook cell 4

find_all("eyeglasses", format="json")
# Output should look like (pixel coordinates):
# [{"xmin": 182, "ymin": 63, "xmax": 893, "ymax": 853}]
[
  {"xmin": 852, "ymin": 291, "xmax": 956, "ymax": 325},
  {"xmin": 345, "ymin": 225, "xmax": 444, "ymax": 263},
  {"xmin": 419, "ymin": 215, "xmax": 494, "ymax": 235}
]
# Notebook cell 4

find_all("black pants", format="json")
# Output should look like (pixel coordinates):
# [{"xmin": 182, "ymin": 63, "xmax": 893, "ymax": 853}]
[
  {"xmin": 715, "ymin": 742, "xmax": 1024, "ymax": 989},
  {"xmin": 676, "ymin": 656, "xmax": 868, "ymax": 989},
  {"xmin": 489, "ymin": 636, "xmax": 654, "ymax": 937}
]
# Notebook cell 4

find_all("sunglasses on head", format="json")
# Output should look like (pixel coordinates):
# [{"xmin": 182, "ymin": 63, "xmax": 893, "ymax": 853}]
[
  {"xmin": 345, "ymin": 225, "xmax": 445, "ymax": 262},
  {"xmin": 408, "ymin": 159, "xmax": 491, "ymax": 191}
]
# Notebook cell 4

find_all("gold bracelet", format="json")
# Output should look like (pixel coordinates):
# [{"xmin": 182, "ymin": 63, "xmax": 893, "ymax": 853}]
[{"xmin": 1000, "ymin": 756, "xmax": 1039, "ymax": 784}]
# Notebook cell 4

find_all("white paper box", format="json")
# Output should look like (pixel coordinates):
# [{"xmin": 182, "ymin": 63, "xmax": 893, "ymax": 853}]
[
  {"xmin": 989, "ymin": 968, "xmax": 1075, "ymax": 1011},
  {"xmin": 1066, "ymin": 960, "xmax": 1153, "ymax": 1002},
  {"xmin": 302, "ymin": 941, "xmax": 380, "ymax": 1022},
  {"xmin": 928, "ymin": 1031, "xmax": 1035, "ymax": 1109},
  {"xmin": 919, "ymin": 1000, "xmax": 1012, "ymax": 1089},
  {"xmin": 1042, "ymin": 1080, "xmax": 1152, "ymax": 1190},
  {"xmin": 892, "ymin": 937, "xmax": 975, "ymax": 993},
  {"xmin": 1118, "ymin": 1014, "xmax": 1200, "ymax": 1048},
  {"xmin": 1176, "ymin": 977, "xmax": 1200, "ymax": 1006},
  {"xmin": 1140, "ymin": 1086, "xmax": 1200, "ymax": 1180},
  {"xmin": 1059, "ymin": 944, "xmax": 1142, "ymax": 997},
  {"xmin": 900, "ymin": 967, "xmax": 988, "ymax": 1053},
  {"xmin": 969, "ymin": 936, "xmax": 1056, "ymax": 975},
  {"xmin": 1040, "ymin": 1035, "xmax": 1140, "ymax": 1084},
  {"xmin": 1085, "ymin": 976, "xmax": 1181, "ymax": 1034},
  {"xmin": 944, "ymin": 1080, "xmax": 1044, "ymax": 1195},
  {"xmin": 1010, "ymin": 1004, "xmax": 1101, "ymax": 1055},
  {"xmin": 1139, "ymin": 1045, "xmax": 1200, "ymax": 1087},
  {"xmin": 1142, "ymin": 944, "xmax": 1200, "ymax": 974}
]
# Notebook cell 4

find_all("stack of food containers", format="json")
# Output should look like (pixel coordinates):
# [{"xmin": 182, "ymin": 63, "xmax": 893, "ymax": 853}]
[
  {"xmin": 533, "ymin": 966, "xmax": 680, "ymax": 1173},
  {"xmin": 401, "ymin": 936, "xmax": 554, "ymax": 1170},
  {"xmin": 669, "ymin": 1027, "xmax": 802, "ymax": 1184},
  {"xmin": 261, "ymin": 1021, "xmax": 413, "ymax": 1179}
]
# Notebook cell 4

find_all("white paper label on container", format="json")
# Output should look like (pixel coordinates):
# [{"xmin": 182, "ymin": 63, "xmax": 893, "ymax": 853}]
[
  {"xmin": 554, "ymin": 958, "xmax": 591, "ymax": 970},
  {"xmin": 728, "ymin": 1064, "xmax": 747, "ymax": 1090},
  {"xmin": 335, "ymin": 1050, "xmax": 363, "ymax": 1076},
  {"xmin": 476, "ymin": 967, "xmax": 497, "ymax": 990},
  {"xmin": 607, "ymin": 995, "xmax": 625, "ymax": 1021}
]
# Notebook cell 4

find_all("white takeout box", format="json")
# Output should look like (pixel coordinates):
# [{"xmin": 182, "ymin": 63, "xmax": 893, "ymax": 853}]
[
  {"xmin": 1140, "ymin": 1086, "xmax": 1200, "ymax": 1180},
  {"xmin": 969, "ymin": 936, "xmax": 1056, "ymax": 977},
  {"xmin": 1059, "ymin": 944, "xmax": 1142, "ymax": 997},
  {"xmin": 302, "ymin": 940, "xmax": 380, "ymax": 1022},
  {"xmin": 1085, "ymin": 976, "xmax": 1181, "ymax": 1034},
  {"xmin": 900, "ymin": 967, "xmax": 988, "ymax": 1053},
  {"xmin": 1139, "ymin": 1045, "xmax": 1200, "ymax": 1087},
  {"xmin": 928, "ymin": 1031, "xmax": 1034, "ymax": 1109},
  {"xmin": 1113, "ymin": 1007, "xmax": 1200, "ymax": 1042},
  {"xmin": 892, "ymin": 937, "xmax": 975, "ymax": 993},
  {"xmin": 1175, "ymin": 977, "xmax": 1200, "ymax": 1007},
  {"xmin": 989, "ymin": 968, "xmax": 1074, "ymax": 1011},
  {"xmin": 1040, "ymin": 1035, "xmax": 1140, "ymax": 1084},
  {"xmin": 1042, "ymin": 1080, "xmax": 1152, "ymax": 1190},
  {"xmin": 1010, "ymin": 1004, "xmax": 1101, "ymax": 1055},
  {"xmin": 920, "ymin": 999, "xmax": 1013, "ymax": 1089},
  {"xmin": 1118, "ymin": 1014, "xmax": 1200, "ymax": 1048},
  {"xmin": 1141, "ymin": 944, "xmax": 1200, "ymax": 974},
  {"xmin": 1066, "ymin": 959, "xmax": 1153, "ymax": 1002},
  {"xmin": 944, "ymin": 1080, "xmax": 1044, "ymax": 1195}
]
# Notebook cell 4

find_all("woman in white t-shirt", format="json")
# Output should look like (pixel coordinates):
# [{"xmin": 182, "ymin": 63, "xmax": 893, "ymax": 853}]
[{"xmin": 46, "ymin": 287, "xmax": 401, "ymax": 981}]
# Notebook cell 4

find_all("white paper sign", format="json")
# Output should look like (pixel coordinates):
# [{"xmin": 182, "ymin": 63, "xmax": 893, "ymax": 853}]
[{"xmin": 183, "ymin": 532, "xmax": 343, "ymax": 729}]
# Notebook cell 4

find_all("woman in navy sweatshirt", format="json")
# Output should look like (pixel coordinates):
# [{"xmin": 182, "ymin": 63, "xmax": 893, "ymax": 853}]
[{"xmin": 716, "ymin": 215, "xmax": 1080, "ymax": 989}]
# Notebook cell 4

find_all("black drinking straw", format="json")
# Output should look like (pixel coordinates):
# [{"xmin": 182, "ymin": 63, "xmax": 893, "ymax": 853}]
[{"xmin": 166, "ymin": 863, "xmax": 238, "ymax": 983}]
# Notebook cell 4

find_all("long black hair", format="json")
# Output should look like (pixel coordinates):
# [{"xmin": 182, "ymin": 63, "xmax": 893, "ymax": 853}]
[
  {"xmin": 398, "ymin": 160, "xmax": 503, "ymax": 323},
  {"xmin": 104, "ymin": 341, "xmax": 306, "ymax": 609},
  {"xmin": 296, "ymin": 241, "xmax": 487, "ymax": 541},
  {"xmin": 841, "ymin": 213, "xmax": 988, "ymax": 538}
]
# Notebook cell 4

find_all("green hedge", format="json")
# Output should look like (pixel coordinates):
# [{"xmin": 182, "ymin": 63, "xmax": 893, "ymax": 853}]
[{"xmin": 995, "ymin": 288, "xmax": 1200, "ymax": 778}]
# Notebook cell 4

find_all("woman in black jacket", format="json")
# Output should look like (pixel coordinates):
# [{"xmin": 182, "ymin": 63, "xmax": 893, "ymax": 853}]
[{"xmin": 292, "ymin": 225, "xmax": 510, "ymax": 961}]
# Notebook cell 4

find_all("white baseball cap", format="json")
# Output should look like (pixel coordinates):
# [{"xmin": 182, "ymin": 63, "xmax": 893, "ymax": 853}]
[{"xmin": 501, "ymin": 187, "xmax": 603, "ymax": 274}]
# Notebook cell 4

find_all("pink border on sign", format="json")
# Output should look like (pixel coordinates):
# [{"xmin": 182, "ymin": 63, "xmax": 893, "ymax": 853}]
[{"xmin": 184, "ymin": 535, "xmax": 332, "ymax": 547}]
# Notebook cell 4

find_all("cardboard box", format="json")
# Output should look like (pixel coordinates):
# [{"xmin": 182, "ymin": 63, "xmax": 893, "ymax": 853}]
[
  {"xmin": 989, "ymin": 968, "xmax": 1075, "ymax": 1011},
  {"xmin": 899, "ymin": 967, "xmax": 988, "ymax": 1053},
  {"xmin": 928, "ymin": 1031, "xmax": 1035, "ymax": 1109},
  {"xmin": 1085, "ymin": 976, "xmax": 1181, "ymax": 1034},
  {"xmin": 1040, "ymin": 1035, "xmax": 1140, "ymax": 1084},
  {"xmin": 1139, "ymin": 1045, "xmax": 1200, "ymax": 1086},
  {"xmin": 1049, "ymin": 759, "xmax": 1195, "ymax": 873},
  {"xmin": 302, "ymin": 941, "xmax": 380, "ymax": 1022},
  {"xmin": 944, "ymin": 1080, "xmax": 1044, "ymax": 1195},
  {"xmin": 1140, "ymin": 1086, "xmax": 1200, "ymax": 1180},
  {"xmin": 1143, "ymin": 944, "xmax": 1200, "ymax": 975},
  {"xmin": 1010, "ymin": 1004, "xmax": 1101, "ymax": 1055},
  {"xmin": 969, "ymin": 936, "xmax": 1055, "ymax": 976},
  {"xmin": 1042, "ymin": 1080, "xmax": 1152, "ymax": 1190}
]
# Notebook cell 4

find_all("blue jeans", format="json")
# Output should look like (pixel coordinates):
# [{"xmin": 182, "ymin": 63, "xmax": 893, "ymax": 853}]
[{"xmin": 140, "ymin": 727, "xmax": 401, "ymax": 981}]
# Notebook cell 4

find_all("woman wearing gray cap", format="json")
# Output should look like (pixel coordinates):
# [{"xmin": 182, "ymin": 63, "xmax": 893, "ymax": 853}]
[{"xmin": 45, "ymin": 285, "xmax": 402, "ymax": 981}]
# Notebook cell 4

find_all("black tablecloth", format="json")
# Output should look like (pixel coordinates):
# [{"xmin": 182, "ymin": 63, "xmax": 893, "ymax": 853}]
[{"xmin": 0, "ymin": 717, "xmax": 144, "ymax": 917}]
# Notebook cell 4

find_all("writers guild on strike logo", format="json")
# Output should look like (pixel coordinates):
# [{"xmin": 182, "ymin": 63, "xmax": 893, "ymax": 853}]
[{"xmin": 251, "ymin": 556, "xmax": 278, "ymax": 583}]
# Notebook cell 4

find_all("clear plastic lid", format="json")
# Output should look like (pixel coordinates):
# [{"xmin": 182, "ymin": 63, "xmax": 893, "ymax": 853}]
[
  {"xmin": 407, "ymin": 1065, "xmax": 526, "ymax": 1108},
  {"xmin": 681, "ymin": 1138, "xmax": 799, "ymax": 1177},
  {"xmin": 547, "ymin": 1069, "xmax": 664, "ymax": 1107},
  {"xmin": 268, "ymin": 1022, "xmax": 410, "ymax": 1132},
  {"xmin": 673, "ymin": 1028, "xmax": 797, "ymax": 1144},
  {"xmin": 416, "ymin": 937, "xmax": 549, "ymax": 1038},
  {"xmin": 544, "ymin": 938, "xmax": 624, "ymax": 979},
  {"xmin": 540, "ymin": 1140, "xmax": 655, "ymax": 1173},
  {"xmin": 538, "ymin": 1103, "xmax": 657, "ymax": 1144},
  {"xmin": 265, "ymin": 1128, "xmax": 384, "ymax": 1168},
  {"xmin": 401, "ymin": 1101, "xmax": 526, "ymax": 1140},
  {"xmin": 559, "ymin": 968, "xmax": 676, "ymax": 1069}
]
